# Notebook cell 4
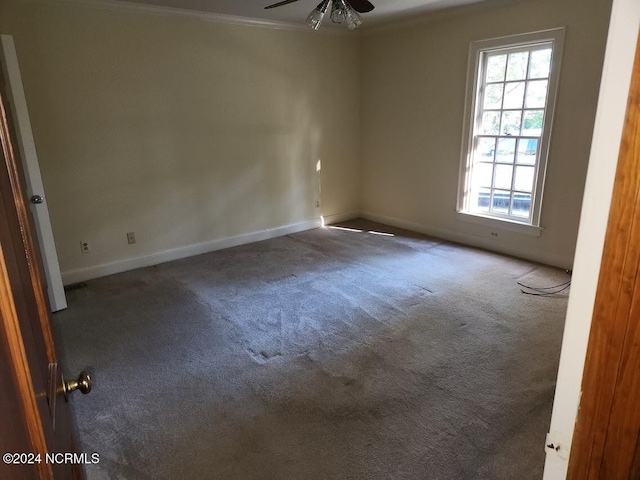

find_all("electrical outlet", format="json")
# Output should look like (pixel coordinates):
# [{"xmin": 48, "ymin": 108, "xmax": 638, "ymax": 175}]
[
  {"xmin": 127, "ymin": 232, "xmax": 136, "ymax": 244},
  {"xmin": 80, "ymin": 240, "xmax": 90, "ymax": 253},
  {"xmin": 491, "ymin": 232, "xmax": 498, "ymax": 237},
  {"xmin": 315, "ymin": 200, "xmax": 320, "ymax": 208}
]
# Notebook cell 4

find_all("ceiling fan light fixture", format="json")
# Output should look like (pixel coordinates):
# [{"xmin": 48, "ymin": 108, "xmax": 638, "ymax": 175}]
[
  {"xmin": 345, "ymin": 5, "xmax": 362, "ymax": 29},
  {"xmin": 330, "ymin": 0, "xmax": 348, "ymax": 24},
  {"xmin": 306, "ymin": 0, "xmax": 332, "ymax": 30},
  {"xmin": 266, "ymin": 0, "xmax": 372, "ymax": 30}
]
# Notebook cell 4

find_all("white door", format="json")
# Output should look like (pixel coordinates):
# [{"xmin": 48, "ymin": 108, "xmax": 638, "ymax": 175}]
[{"xmin": 0, "ymin": 34, "xmax": 67, "ymax": 311}]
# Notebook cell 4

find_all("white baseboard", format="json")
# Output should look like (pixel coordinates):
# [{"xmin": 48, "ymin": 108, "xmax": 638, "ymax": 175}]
[
  {"xmin": 61, "ymin": 211, "xmax": 573, "ymax": 284},
  {"xmin": 361, "ymin": 211, "xmax": 574, "ymax": 269},
  {"xmin": 61, "ymin": 218, "xmax": 322, "ymax": 285},
  {"xmin": 321, "ymin": 211, "xmax": 360, "ymax": 225}
]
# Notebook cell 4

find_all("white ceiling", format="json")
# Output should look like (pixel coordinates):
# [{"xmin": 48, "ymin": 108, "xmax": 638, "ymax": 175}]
[{"xmin": 116, "ymin": 0, "xmax": 489, "ymax": 28}]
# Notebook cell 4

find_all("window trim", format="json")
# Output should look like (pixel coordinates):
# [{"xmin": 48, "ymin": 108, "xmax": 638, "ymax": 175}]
[{"xmin": 457, "ymin": 28, "xmax": 565, "ymax": 232}]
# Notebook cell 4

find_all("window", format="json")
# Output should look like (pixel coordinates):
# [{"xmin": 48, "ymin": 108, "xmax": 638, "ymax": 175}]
[{"xmin": 457, "ymin": 29, "xmax": 564, "ymax": 235}]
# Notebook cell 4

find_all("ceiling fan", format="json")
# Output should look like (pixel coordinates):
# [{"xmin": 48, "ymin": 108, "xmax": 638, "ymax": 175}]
[{"xmin": 265, "ymin": 0, "xmax": 375, "ymax": 30}]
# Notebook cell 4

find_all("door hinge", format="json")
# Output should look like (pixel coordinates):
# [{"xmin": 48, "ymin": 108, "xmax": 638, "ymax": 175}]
[{"xmin": 545, "ymin": 431, "xmax": 570, "ymax": 460}]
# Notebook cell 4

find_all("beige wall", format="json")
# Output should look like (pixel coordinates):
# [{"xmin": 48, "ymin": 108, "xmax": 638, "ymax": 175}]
[
  {"xmin": 0, "ymin": 0, "xmax": 613, "ymax": 280},
  {"xmin": 361, "ymin": 0, "xmax": 612, "ymax": 268},
  {"xmin": 0, "ymin": 1, "xmax": 361, "ymax": 279}
]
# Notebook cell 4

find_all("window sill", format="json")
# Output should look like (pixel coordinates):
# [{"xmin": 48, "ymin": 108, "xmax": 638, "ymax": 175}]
[{"xmin": 456, "ymin": 211, "xmax": 543, "ymax": 237}]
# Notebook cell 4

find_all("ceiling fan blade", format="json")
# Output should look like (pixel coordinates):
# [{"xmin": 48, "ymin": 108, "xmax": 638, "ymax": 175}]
[
  {"xmin": 347, "ymin": 0, "xmax": 375, "ymax": 13},
  {"xmin": 264, "ymin": 0, "xmax": 301, "ymax": 9}
]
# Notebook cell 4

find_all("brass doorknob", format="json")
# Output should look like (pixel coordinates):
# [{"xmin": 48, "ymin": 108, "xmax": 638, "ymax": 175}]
[{"xmin": 62, "ymin": 371, "xmax": 92, "ymax": 400}]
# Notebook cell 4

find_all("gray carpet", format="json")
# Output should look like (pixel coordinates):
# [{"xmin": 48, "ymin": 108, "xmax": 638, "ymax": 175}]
[{"xmin": 52, "ymin": 219, "xmax": 569, "ymax": 480}]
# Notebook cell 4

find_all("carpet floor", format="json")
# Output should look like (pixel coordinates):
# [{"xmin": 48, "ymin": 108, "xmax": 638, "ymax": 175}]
[{"xmin": 52, "ymin": 219, "xmax": 569, "ymax": 480}]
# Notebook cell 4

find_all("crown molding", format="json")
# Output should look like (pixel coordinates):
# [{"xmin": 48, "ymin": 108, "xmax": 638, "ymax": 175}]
[
  {"xmin": 361, "ymin": 0, "xmax": 538, "ymax": 36},
  {"xmin": 21, "ymin": 0, "xmax": 351, "ymax": 35}
]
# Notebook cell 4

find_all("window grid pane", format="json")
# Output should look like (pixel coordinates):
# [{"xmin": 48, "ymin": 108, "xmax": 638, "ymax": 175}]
[{"xmin": 468, "ymin": 42, "xmax": 553, "ymax": 223}]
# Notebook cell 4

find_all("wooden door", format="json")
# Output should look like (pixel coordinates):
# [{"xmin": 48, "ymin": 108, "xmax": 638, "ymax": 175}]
[
  {"xmin": 567, "ymin": 32, "xmax": 640, "ymax": 479},
  {"xmin": 0, "ymin": 57, "xmax": 85, "ymax": 478}
]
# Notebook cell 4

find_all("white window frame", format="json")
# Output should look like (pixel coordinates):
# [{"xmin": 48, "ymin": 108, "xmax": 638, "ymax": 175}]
[{"xmin": 457, "ymin": 28, "xmax": 565, "ymax": 237}]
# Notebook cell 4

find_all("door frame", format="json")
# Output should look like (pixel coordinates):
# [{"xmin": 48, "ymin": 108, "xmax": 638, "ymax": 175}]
[
  {"xmin": 543, "ymin": 1, "xmax": 640, "ymax": 476},
  {"xmin": 566, "ymin": 31, "xmax": 640, "ymax": 478},
  {"xmin": 0, "ymin": 34, "xmax": 66, "ymax": 312}
]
